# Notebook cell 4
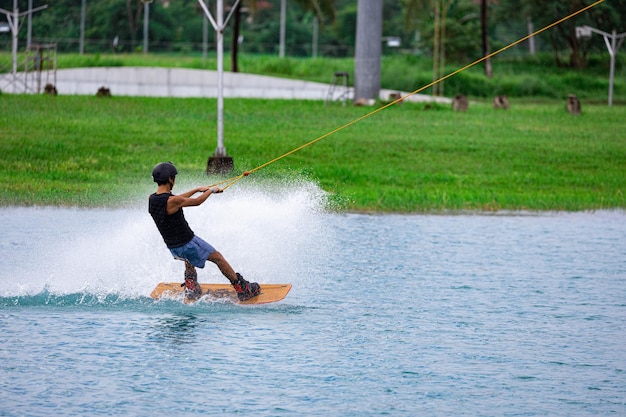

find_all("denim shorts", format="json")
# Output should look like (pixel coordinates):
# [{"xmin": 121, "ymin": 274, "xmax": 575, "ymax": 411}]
[{"xmin": 169, "ymin": 235, "xmax": 216, "ymax": 268}]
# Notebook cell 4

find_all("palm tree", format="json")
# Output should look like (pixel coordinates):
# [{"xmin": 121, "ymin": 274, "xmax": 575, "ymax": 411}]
[
  {"xmin": 354, "ymin": 0, "xmax": 383, "ymax": 101},
  {"xmin": 428, "ymin": 0, "xmax": 455, "ymax": 96},
  {"xmin": 291, "ymin": 0, "xmax": 336, "ymax": 58},
  {"xmin": 292, "ymin": 0, "xmax": 336, "ymax": 22},
  {"xmin": 404, "ymin": 0, "xmax": 455, "ymax": 96}
]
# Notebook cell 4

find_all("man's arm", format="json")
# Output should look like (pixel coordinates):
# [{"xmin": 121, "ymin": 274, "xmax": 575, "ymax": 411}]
[
  {"xmin": 166, "ymin": 186, "xmax": 222, "ymax": 214},
  {"xmin": 177, "ymin": 186, "xmax": 210, "ymax": 199}
]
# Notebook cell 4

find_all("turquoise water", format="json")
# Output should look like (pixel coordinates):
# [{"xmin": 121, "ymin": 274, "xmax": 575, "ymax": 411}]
[{"xmin": 1, "ymin": 186, "xmax": 625, "ymax": 416}]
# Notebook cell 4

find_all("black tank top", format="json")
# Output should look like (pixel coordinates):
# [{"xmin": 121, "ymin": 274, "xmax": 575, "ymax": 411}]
[{"xmin": 148, "ymin": 192, "xmax": 195, "ymax": 248}]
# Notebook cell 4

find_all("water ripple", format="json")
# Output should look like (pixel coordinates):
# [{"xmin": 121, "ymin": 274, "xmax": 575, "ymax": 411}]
[{"xmin": 1, "ymin": 208, "xmax": 625, "ymax": 416}]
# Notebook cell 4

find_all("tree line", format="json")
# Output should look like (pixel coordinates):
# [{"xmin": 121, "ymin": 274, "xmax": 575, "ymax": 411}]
[{"xmin": 2, "ymin": 0, "xmax": 624, "ymax": 68}]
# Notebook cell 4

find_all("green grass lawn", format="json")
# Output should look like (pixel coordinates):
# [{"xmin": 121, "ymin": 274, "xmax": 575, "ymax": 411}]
[{"xmin": 1, "ymin": 94, "xmax": 624, "ymax": 212}]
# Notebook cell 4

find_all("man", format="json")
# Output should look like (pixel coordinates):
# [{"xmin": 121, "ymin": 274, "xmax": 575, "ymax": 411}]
[{"xmin": 148, "ymin": 162, "xmax": 260, "ymax": 301}]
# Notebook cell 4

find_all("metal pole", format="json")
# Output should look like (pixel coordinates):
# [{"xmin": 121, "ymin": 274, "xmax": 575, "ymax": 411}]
[
  {"xmin": 80, "ymin": 0, "xmax": 86, "ymax": 54},
  {"xmin": 143, "ymin": 2, "xmax": 149, "ymax": 54},
  {"xmin": 197, "ymin": 0, "xmax": 240, "ymax": 173},
  {"xmin": 216, "ymin": 0, "xmax": 225, "ymax": 156},
  {"xmin": 577, "ymin": 26, "xmax": 626, "ymax": 107},
  {"xmin": 279, "ymin": 0, "xmax": 286, "ymax": 57},
  {"xmin": 607, "ymin": 30, "xmax": 616, "ymax": 106},
  {"xmin": 202, "ymin": 10, "xmax": 208, "ymax": 60},
  {"xmin": 11, "ymin": 0, "xmax": 18, "ymax": 92}
]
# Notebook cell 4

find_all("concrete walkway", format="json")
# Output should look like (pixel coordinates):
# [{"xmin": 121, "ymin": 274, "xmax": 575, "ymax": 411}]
[{"xmin": 1, "ymin": 66, "xmax": 449, "ymax": 103}]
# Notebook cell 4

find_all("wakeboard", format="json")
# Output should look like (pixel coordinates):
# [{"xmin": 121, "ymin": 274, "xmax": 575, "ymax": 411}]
[{"xmin": 150, "ymin": 282, "xmax": 292, "ymax": 305}]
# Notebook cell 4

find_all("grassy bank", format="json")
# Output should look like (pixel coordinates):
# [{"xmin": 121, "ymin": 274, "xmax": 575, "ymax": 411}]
[{"xmin": 0, "ymin": 95, "xmax": 624, "ymax": 212}]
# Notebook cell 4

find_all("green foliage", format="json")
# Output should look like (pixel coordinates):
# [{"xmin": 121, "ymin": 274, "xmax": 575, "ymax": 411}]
[
  {"xmin": 0, "ymin": 95, "xmax": 624, "ymax": 212},
  {"xmin": 2, "ymin": 51, "xmax": 621, "ymax": 101},
  {"xmin": 6, "ymin": 0, "xmax": 623, "ymax": 61}
]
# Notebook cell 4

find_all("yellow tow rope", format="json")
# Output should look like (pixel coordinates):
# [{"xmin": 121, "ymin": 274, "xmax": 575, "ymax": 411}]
[{"xmin": 212, "ymin": 0, "xmax": 605, "ymax": 191}]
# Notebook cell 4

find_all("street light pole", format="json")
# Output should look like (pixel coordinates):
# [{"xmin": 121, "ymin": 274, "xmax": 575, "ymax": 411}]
[
  {"xmin": 197, "ymin": 0, "xmax": 241, "ymax": 174},
  {"xmin": 576, "ymin": 25, "xmax": 626, "ymax": 106},
  {"xmin": 604, "ymin": 29, "xmax": 625, "ymax": 106}
]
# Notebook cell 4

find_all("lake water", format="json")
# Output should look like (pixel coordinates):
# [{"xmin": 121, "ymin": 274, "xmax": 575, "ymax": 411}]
[{"xmin": 1, "ymin": 183, "xmax": 625, "ymax": 416}]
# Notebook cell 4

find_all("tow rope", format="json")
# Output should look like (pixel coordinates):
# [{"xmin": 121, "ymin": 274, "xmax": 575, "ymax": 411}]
[{"xmin": 210, "ymin": 0, "xmax": 604, "ymax": 191}]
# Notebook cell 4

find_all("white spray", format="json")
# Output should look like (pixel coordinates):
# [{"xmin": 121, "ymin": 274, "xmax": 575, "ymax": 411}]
[{"xmin": 0, "ymin": 179, "xmax": 333, "ymax": 299}]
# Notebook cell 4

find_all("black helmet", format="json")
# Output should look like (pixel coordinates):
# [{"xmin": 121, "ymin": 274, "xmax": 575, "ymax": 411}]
[{"xmin": 152, "ymin": 162, "xmax": 178, "ymax": 183}]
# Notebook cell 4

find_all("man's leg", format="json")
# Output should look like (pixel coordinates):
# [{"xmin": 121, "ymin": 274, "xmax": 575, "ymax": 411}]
[
  {"xmin": 183, "ymin": 260, "xmax": 201, "ymax": 299},
  {"xmin": 184, "ymin": 260, "xmax": 197, "ymax": 279},
  {"xmin": 207, "ymin": 251, "xmax": 237, "ymax": 283},
  {"xmin": 208, "ymin": 251, "xmax": 260, "ymax": 301}
]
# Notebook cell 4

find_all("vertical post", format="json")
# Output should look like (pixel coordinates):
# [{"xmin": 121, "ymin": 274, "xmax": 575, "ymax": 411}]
[
  {"xmin": 608, "ymin": 30, "xmax": 616, "ymax": 106},
  {"xmin": 198, "ymin": 0, "xmax": 240, "ymax": 174},
  {"xmin": 579, "ymin": 26, "xmax": 626, "ymax": 107},
  {"xmin": 202, "ymin": 10, "xmax": 208, "ymax": 59},
  {"xmin": 27, "ymin": 0, "xmax": 32, "ymax": 48},
  {"xmin": 216, "ymin": 0, "xmax": 225, "ymax": 156},
  {"xmin": 143, "ymin": 2, "xmax": 149, "ymax": 54},
  {"xmin": 279, "ymin": 0, "xmax": 286, "ymax": 57},
  {"xmin": 202, "ymin": 0, "xmax": 234, "ymax": 174},
  {"xmin": 11, "ymin": 0, "xmax": 18, "ymax": 92},
  {"xmin": 312, "ymin": 16, "xmax": 318, "ymax": 58},
  {"xmin": 80, "ymin": 0, "xmax": 86, "ymax": 54}
]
